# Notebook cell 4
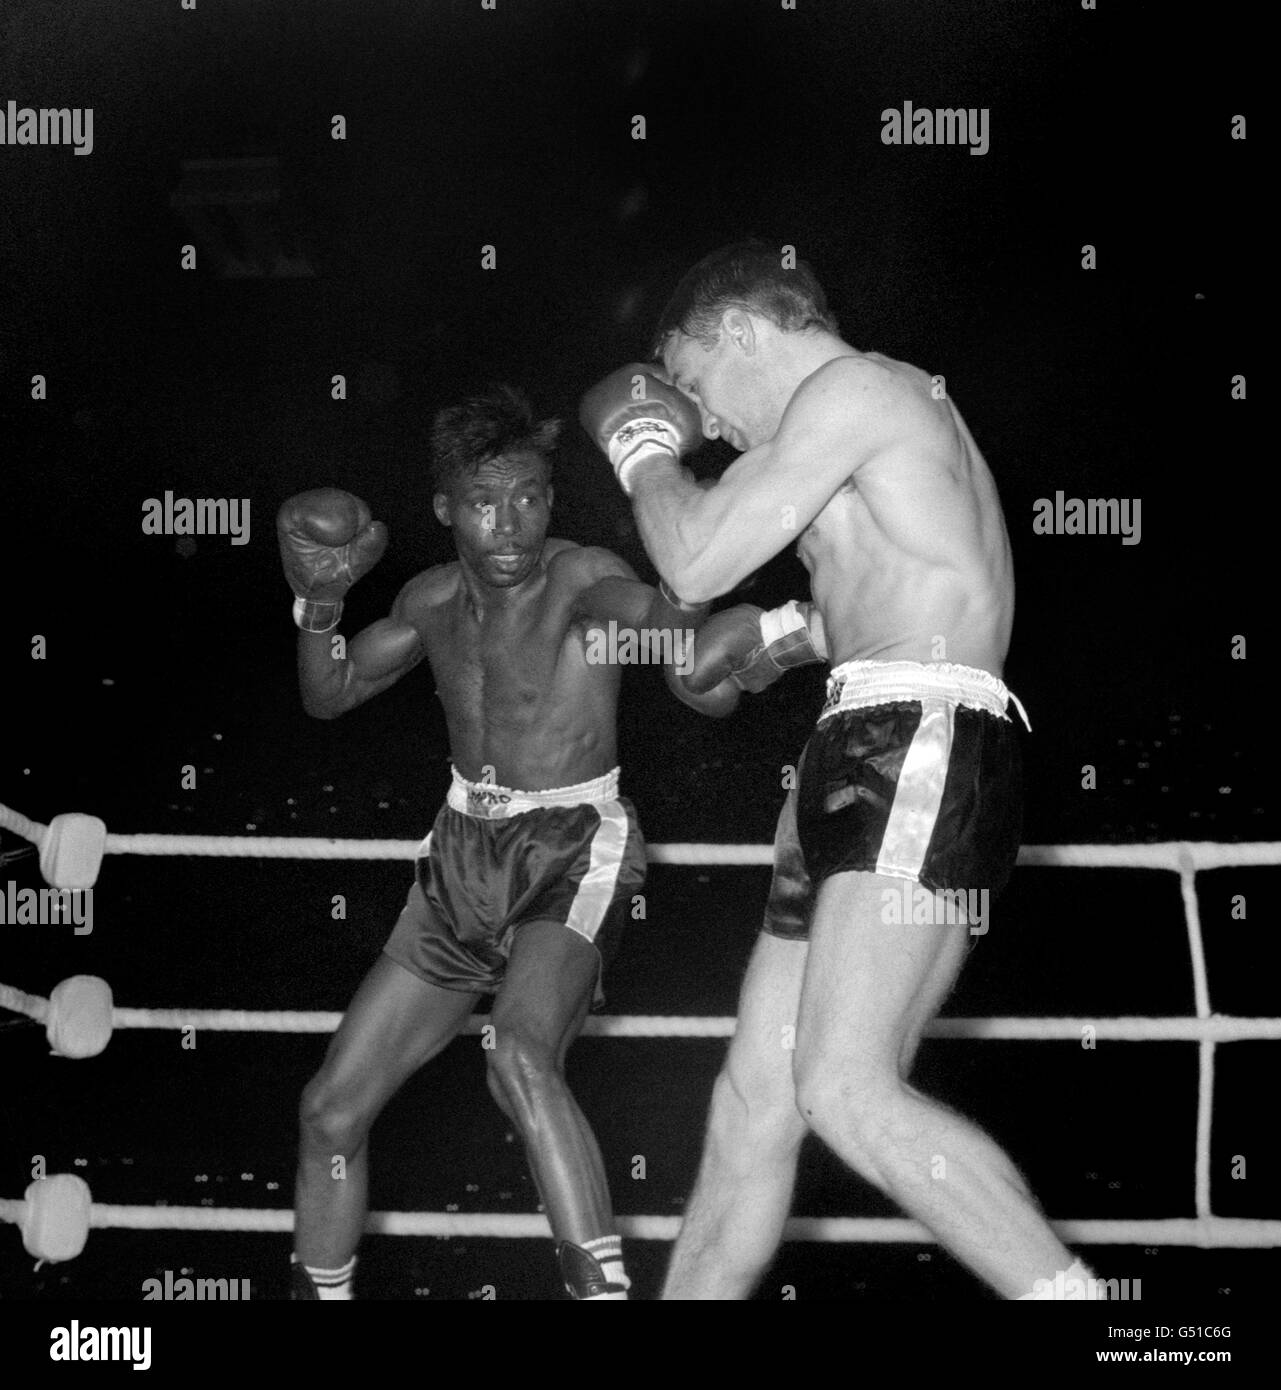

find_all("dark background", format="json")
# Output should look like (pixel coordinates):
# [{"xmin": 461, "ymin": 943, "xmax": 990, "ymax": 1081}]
[{"xmin": 1, "ymin": 0, "xmax": 1270, "ymax": 1304}]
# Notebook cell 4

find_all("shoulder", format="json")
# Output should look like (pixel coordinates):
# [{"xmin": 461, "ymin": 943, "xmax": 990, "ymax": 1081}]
[
  {"xmin": 547, "ymin": 540, "xmax": 638, "ymax": 587},
  {"xmin": 789, "ymin": 353, "xmax": 924, "ymax": 422},
  {"xmin": 541, "ymin": 537, "xmax": 581, "ymax": 565},
  {"xmin": 783, "ymin": 353, "xmax": 947, "ymax": 455},
  {"xmin": 392, "ymin": 563, "xmax": 460, "ymax": 618}
]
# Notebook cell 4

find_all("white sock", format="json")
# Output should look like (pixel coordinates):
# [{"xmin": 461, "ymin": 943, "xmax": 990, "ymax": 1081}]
[
  {"xmin": 583, "ymin": 1235, "xmax": 629, "ymax": 1300},
  {"xmin": 1017, "ymin": 1259, "xmax": 1102, "ymax": 1300},
  {"xmin": 296, "ymin": 1253, "xmax": 357, "ymax": 1300}
]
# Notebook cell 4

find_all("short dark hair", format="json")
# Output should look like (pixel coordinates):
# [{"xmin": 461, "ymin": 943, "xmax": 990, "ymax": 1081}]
[
  {"xmin": 650, "ymin": 240, "xmax": 839, "ymax": 356},
  {"xmin": 429, "ymin": 384, "xmax": 561, "ymax": 494}
]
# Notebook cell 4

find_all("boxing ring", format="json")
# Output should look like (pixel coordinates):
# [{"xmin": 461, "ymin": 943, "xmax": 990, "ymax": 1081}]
[{"xmin": 2, "ymin": 800, "xmax": 1279, "ymax": 1271}]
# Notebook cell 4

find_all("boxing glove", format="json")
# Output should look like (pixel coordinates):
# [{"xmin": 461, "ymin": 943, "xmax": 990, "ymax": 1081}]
[
  {"xmin": 685, "ymin": 601, "xmax": 829, "ymax": 694},
  {"xmin": 579, "ymin": 363, "xmax": 701, "ymax": 494},
  {"xmin": 277, "ymin": 489, "xmax": 388, "ymax": 632}
]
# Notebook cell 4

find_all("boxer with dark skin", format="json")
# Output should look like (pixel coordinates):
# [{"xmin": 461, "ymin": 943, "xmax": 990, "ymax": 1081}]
[{"xmin": 282, "ymin": 386, "xmax": 725, "ymax": 1300}]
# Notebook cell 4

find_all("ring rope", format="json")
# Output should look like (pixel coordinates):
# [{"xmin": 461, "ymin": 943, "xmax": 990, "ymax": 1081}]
[
  {"xmin": 3, "ymin": 801, "xmax": 1277, "ymax": 1251},
  {"xmin": 0, "ymin": 1200, "xmax": 1275, "ymax": 1248},
  {"xmin": 3, "ymin": 989, "xmax": 1280, "ymax": 1043},
  {"xmin": 3, "ymin": 801, "xmax": 1279, "ymax": 870}
]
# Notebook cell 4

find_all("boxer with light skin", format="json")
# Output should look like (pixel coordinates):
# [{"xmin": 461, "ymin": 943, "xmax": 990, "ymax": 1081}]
[
  {"xmin": 280, "ymin": 385, "xmax": 725, "ymax": 1301},
  {"xmin": 582, "ymin": 241, "xmax": 1099, "ymax": 1300}
]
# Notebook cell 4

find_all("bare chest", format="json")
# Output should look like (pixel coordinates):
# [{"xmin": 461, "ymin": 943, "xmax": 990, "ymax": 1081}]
[
  {"xmin": 424, "ymin": 602, "xmax": 594, "ymax": 720},
  {"xmin": 798, "ymin": 485, "xmax": 882, "ymax": 585}
]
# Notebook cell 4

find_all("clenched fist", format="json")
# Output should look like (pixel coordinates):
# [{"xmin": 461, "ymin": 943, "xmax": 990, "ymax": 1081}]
[{"xmin": 277, "ymin": 488, "xmax": 387, "ymax": 632}]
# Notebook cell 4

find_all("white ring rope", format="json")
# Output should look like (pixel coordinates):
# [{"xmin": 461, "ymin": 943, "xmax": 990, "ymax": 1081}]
[
  {"xmin": 0, "ymin": 1201, "xmax": 1274, "ymax": 1247},
  {"xmin": 4, "ymin": 800, "xmax": 1279, "ymax": 870},
  {"xmin": 2, "ymin": 801, "xmax": 1277, "ymax": 1251},
  {"xmin": 3, "ymin": 991, "xmax": 1280, "ymax": 1043}
]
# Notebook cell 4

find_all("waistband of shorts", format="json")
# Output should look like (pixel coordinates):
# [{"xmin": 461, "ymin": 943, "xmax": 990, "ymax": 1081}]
[
  {"xmin": 446, "ymin": 766, "xmax": 622, "ymax": 819},
  {"xmin": 821, "ymin": 660, "xmax": 1030, "ymax": 728}
]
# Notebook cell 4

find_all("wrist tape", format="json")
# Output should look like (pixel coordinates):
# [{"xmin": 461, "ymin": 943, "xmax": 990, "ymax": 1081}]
[
  {"xmin": 606, "ymin": 418, "xmax": 681, "ymax": 492},
  {"xmin": 293, "ymin": 597, "xmax": 343, "ymax": 633},
  {"xmin": 759, "ymin": 600, "xmax": 829, "ymax": 664}
]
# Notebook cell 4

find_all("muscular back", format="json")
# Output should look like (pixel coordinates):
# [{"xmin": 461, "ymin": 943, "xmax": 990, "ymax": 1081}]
[
  {"xmin": 400, "ymin": 540, "xmax": 624, "ymax": 789},
  {"xmin": 800, "ymin": 353, "xmax": 1013, "ymax": 675}
]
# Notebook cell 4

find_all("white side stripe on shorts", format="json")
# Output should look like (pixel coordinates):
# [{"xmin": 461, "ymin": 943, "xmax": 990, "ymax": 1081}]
[
  {"xmin": 875, "ymin": 698, "xmax": 954, "ymax": 880},
  {"xmin": 565, "ymin": 801, "xmax": 629, "ymax": 944}
]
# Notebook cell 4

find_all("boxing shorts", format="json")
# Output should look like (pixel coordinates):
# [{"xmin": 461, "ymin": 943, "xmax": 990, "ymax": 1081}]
[
  {"xmin": 763, "ymin": 660, "xmax": 1027, "ymax": 940},
  {"xmin": 383, "ymin": 767, "xmax": 645, "ymax": 1005}
]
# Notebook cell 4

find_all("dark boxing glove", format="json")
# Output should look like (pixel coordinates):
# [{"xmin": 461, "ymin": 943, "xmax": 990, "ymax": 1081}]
[
  {"xmin": 277, "ymin": 489, "xmax": 388, "ymax": 632},
  {"xmin": 684, "ymin": 601, "xmax": 829, "ymax": 694}
]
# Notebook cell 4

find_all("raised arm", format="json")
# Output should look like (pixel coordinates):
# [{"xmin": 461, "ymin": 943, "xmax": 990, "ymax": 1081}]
[
  {"xmin": 294, "ymin": 582, "xmax": 427, "ymax": 720},
  {"xmin": 278, "ymin": 489, "xmax": 427, "ymax": 719},
  {"xmin": 583, "ymin": 356, "xmax": 911, "ymax": 603}
]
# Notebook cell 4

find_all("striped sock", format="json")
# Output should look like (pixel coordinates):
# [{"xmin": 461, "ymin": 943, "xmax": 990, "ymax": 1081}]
[
  {"xmin": 293, "ymin": 1253, "xmax": 357, "ymax": 1301},
  {"xmin": 583, "ymin": 1235, "xmax": 629, "ymax": 1299}
]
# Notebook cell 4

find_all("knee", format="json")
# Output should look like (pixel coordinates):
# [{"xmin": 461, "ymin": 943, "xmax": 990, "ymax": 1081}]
[
  {"xmin": 299, "ymin": 1075, "xmax": 370, "ymax": 1158},
  {"xmin": 792, "ymin": 1060, "xmax": 898, "ymax": 1181},
  {"xmin": 485, "ymin": 1030, "xmax": 560, "ymax": 1119}
]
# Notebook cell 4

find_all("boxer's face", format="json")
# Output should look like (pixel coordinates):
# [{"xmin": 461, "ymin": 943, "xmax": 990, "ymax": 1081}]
[
  {"xmin": 434, "ymin": 451, "xmax": 552, "ymax": 588},
  {"xmin": 662, "ymin": 316, "xmax": 777, "ymax": 452}
]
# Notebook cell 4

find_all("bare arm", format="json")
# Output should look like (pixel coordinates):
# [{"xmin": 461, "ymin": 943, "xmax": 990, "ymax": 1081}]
[
  {"xmin": 299, "ymin": 579, "xmax": 427, "ymax": 720},
  {"xmin": 631, "ymin": 356, "xmax": 912, "ymax": 602},
  {"xmin": 566, "ymin": 547, "xmax": 707, "ymax": 635},
  {"xmin": 564, "ymin": 549, "xmax": 734, "ymax": 717}
]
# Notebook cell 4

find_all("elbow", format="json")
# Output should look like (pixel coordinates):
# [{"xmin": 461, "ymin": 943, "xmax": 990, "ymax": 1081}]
[
  {"xmin": 663, "ymin": 544, "xmax": 719, "ymax": 605},
  {"xmin": 689, "ymin": 684, "xmax": 742, "ymax": 719},
  {"xmin": 666, "ymin": 557, "xmax": 730, "ymax": 607},
  {"xmin": 658, "ymin": 543, "xmax": 697, "ymax": 602},
  {"xmin": 669, "ymin": 575, "xmax": 716, "ymax": 607},
  {"xmin": 301, "ymin": 667, "xmax": 354, "ymax": 720}
]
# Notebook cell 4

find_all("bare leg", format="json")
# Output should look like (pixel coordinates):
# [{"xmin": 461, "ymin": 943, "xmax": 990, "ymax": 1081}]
[
  {"xmin": 485, "ymin": 920, "xmax": 612, "ymax": 1245},
  {"xmin": 661, "ymin": 931, "xmax": 810, "ymax": 1300},
  {"xmin": 294, "ymin": 954, "xmax": 478, "ymax": 1268},
  {"xmin": 794, "ymin": 871, "xmax": 1078, "ymax": 1299}
]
